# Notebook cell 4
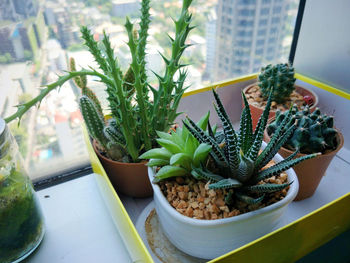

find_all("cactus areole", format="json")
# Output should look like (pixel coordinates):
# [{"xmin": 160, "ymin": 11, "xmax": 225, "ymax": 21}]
[
  {"xmin": 258, "ymin": 63, "xmax": 296, "ymax": 104},
  {"xmin": 267, "ymin": 105, "xmax": 340, "ymax": 154}
]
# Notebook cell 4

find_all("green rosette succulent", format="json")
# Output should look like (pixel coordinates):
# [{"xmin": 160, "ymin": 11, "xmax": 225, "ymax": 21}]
[{"xmin": 140, "ymin": 112, "xmax": 216, "ymax": 183}]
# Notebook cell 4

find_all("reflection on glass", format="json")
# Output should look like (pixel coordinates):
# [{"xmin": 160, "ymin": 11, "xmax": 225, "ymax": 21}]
[{"xmin": 0, "ymin": 0, "xmax": 298, "ymax": 180}]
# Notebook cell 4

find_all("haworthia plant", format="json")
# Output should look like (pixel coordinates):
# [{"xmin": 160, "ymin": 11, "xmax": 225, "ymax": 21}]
[
  {"xmin": 182, "ymin": 89, "xmax": 319, "ymax": 205},
  {"xmin": 5, "ymin": 0, "xmax": 194, "ymax": 163}
]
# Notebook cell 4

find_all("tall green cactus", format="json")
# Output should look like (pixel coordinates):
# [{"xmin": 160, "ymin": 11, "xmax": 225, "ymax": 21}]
[
  {"xmin": 267, "ymin": 105, "xmax": 339, "ymax": 154},
  {"xmin": 5, "ymin": 0, "xmax": 194, "ymax": 163},
  {"xmin": 258, "ymin": 63, "xmax": 296, "ymax": 103}
]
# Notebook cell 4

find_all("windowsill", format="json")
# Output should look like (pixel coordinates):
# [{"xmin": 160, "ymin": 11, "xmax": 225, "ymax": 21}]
[{"xmin": 23, "ymin": 153, "xmax": 350, "ymax": 262}]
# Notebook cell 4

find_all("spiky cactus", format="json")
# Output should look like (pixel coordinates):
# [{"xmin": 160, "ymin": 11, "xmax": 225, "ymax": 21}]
[
  {"xmin": 69, "ymin": 57, "xmax": 103, "ymax": 115},
  {"xmin": 267, "ymin": 105, "xmax": 338, "ymax": 154},
  {"xmin": 5, "ymin": 0, "xmax": 194, "ymax": 163},
  {"xmin": 79, "ymin": 96, "xmax": 126, "ymax": 161},
  {"xmin": 140, "ymin": 112, "xmax": 215, "ymax": 182},
  {"xmin": 180, "ymin": 89, "xmax": 318, "ymax": 205},
  {"xmin": 258, "ymin": 63, "xmax": 296, "ymax": 103}
]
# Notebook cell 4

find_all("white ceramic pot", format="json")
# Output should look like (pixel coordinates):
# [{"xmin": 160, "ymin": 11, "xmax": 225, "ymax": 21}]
[{"xmin": 148, "ymin": 145, "xmax": 299, "ymax": 259}]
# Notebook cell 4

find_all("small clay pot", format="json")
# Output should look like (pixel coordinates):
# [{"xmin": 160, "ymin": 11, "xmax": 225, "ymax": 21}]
[
  {"xmin": 264, "ymin": 129, "xmax": 344, "ymax": 201},
  {"xmin": 243, "ymin": 83, "xmax": 318, "ymax": 130},
  {"xmin": 93, "ymin": 141, "xmax": 153, "ymax": 198}
]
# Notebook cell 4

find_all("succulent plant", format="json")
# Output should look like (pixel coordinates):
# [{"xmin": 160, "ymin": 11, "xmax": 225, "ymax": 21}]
[
  {"xmin": 140, "ymin": 112, "xmax": 216, "ymax": 182},
  {"xmin": 5, "ymin": 0, "xmax": 194, "ymax": 163},
  {"xmin": 258, "ymin": 63, "xmax": 296, "ymax": 103},
  {"xmin": 267, "ymin": 105, "xmax": 338, "ymax": 154},
  {"xmin": 181, "ymin": 89, "xmax": 318, "ymax": 205}
]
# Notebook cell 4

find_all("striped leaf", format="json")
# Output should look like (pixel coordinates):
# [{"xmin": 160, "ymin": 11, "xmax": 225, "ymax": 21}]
[
  {"xmin": 255, "ymin": 152, "xmax": 319, "ymax": 183},
  {"xmin": 255, "ymin": 106, "xmax": 295, "ymax": 170},
  {"xmin": 209, "ymin": 178, "xmax": 242, "ymax": 189},
  {"xmin": 192, "ymin": 166, "xmax": 225, "ymax": 182},
  {"xmin": 235, "ymin": 192, "xmax": 265, "ymax": 205},
  {"xmin": 238, "ymin": 92, "xmax": 253, "ymax": 154},
  {"xmin": 247, "ymin": 89, "xmax": 273, "ymax": 161},
  {"xmin": 245, "ymin": 182, "xmax": 291, "ymax": 193},
  {"xmin": 255, "ymin": 123, "xmax": 296, "ymax": 171},
  {"xmin": 183, "ymin": 118, "xmax": 227, "ymax": 165},
  {"xmin": 212, "ymin": 89, "xmax": 239, "ymax": 172}
]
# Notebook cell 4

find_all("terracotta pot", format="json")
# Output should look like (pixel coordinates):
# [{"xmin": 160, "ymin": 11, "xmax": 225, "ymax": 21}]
[
  {"xmin": 243, "ymin": 83, "xmax": 318, "ymax": 130},
  {"xmin": 93, "ymin": 141, "xmax": 153, "ymax": 198},
  {"xmin": 264, "ymin": 129, "xmax": 344, "ymax": 201}
]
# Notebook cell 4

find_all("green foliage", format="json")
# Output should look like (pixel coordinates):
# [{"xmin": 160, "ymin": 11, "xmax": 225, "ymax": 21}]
[
  {"xmin": 0, "ymin": 56, "xmax": 7, "ymax": 64},
  {"xmin": 267, "ymin": 105, "xmax": 339, "ymax": 154},
  {"xmin": 258, "ymin": 63, "xmax": 296, "ymax": 103},
  {"xmin": 140, "ymin": 112, "xmax": 213, "ymax": 182},
  {"xmin": 182, "ymin": 89, "xmax": 318, "ymax": 205},
  {"xmin": 23, "ymin": 50, "xmax": 33, "ymax": 60},
  {"xmin": 5, "ymin": 0, "xmax": 194, "ymax": 163}
]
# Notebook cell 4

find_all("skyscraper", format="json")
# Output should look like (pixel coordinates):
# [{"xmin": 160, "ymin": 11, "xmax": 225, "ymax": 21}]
[{"xmin": 214, "ymin": 0, "xmax": 290, "ymax": 81}]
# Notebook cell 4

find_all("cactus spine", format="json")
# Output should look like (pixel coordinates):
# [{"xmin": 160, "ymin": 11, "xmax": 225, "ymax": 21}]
[
  {"xmin": 258, "ymin": 63, "xmax": 296, "ymax": 103},
  {"xmin": 6, "ymin": 0, "xmax": 195, "ymax": 162},
  {"xmin": 267, "ymin": 105, "xmax": 339, "ymax": 154}
]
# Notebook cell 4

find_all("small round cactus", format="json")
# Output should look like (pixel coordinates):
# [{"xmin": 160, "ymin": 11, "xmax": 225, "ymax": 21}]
[
  {"xmin": 258, "ymin": 63, "xmax": 296, "ymax": 103},
  {"xmin": 267, "ymin": 105, "xmax": 339, "ymax": 154}
]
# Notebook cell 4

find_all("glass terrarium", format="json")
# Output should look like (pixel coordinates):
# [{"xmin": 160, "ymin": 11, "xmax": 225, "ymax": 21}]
[{"xmin": 0, "ymin": 118, "xmax": 45, "ymax": 263}]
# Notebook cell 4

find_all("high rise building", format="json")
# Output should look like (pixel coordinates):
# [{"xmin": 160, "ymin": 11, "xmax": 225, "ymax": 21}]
[
  {"xmin": 204, "ymin": 9, "xmax": 217, "ymax": 82},
  {"xmin": 214, "ymin": 0, "xmax": 290, "ymax": 81},
  {"xmin": 0, "ymin": 0, "xmax": 38, "ymax": 22}
]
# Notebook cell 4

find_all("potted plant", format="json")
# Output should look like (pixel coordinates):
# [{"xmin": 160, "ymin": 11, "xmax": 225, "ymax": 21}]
[
  {"xmin": 5, "ymin": 0, "xmax": 194, "ymax": 197},
  {"xmin": 140, "ymin": 89, "xmax": 317, "ymax": 259},
  {"xmin": 243, "ymin": 63, "xmax": 318, "ymax": 128},
  {"xmin": 265, "ymin": 105, "xmax": 344, "ymax": 200}
]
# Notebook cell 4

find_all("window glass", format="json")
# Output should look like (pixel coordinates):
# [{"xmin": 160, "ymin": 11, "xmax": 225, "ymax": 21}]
[{"xmin": 0, "ymin": 0, "xmax": 300, "ymax": 179}]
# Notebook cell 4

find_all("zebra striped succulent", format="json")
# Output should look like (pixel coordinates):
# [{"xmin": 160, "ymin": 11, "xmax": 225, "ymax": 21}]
[{"xmin": 182, "ymin": 89, "xmax": 318, "ymax": 205}]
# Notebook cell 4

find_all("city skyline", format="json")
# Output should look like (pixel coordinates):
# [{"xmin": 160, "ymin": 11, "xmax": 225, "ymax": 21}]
[{"xmin": 0, "ymin": 0, "xmax": 298, "ymax": 179}]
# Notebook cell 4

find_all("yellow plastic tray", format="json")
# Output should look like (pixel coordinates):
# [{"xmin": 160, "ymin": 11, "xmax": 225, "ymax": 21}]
[{"xmin": 84, "ymin": 74, "xmax": 350, "ymax": 263}]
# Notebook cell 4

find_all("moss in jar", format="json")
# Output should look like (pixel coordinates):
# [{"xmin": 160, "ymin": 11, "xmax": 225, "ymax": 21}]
[{"xmin": 0, "ymin": 165, "xmax": 44, "ymax": 263}]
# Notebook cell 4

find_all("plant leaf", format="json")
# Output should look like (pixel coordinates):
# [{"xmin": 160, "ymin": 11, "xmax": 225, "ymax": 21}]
[
  {"xmin": 209, "ymin": 178, "xmax": 242, "ymax": 189},
  {"xmin": 192, "ymin": 166, "xmax": 225, "ymax": 182},
  {"xmin": 156, "ymin": 138, "xmax": 182, "ymax": 154},
  {"xmin": 193, "ymin": 143, "xmax": 212, "ymax": 166},
  {"xmin": 212, "ymin": 89, "xmax": 240, "ymax": 172},
  {"xmin": 170, "ymin": 153, "xmax": 192, "ymax": 170},
  {"xmin": 156, "ymin": 131, "xmax": 173, "ymax": 141},
  {"xmin": 153, "ymin": 165, "xmax": 188, "ymax": 183},
  {"xmin": 147, "ymin": 159, "xmax": 169, "ymax": 167},
  {"xmin": 245, "ymin": 182, "xmax": 291, "ymax": 193},
  {"xmin": 235, "ymin": 192, "xmax": 265, "ymax": 204},
  {"xmin": 139, "ymin": 148, "xmax": 172, "ymax": 160},
  {"xmin": 255, "ymin": 152, "xmax": 319, "ymax": 183}
]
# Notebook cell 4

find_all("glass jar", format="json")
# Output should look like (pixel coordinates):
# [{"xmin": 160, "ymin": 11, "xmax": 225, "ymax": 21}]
[{"xmin": 0, "ymin": 118, "xmax": 44, "ymax": 263}]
